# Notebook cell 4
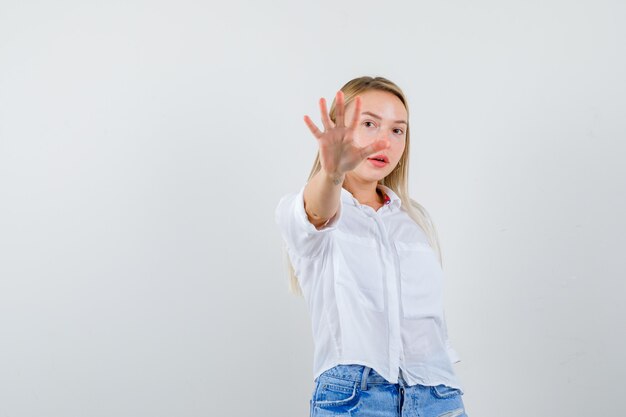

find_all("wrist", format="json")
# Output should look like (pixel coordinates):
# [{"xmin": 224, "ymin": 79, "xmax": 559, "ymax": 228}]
[{"xmin": 321, "ymin": 169, "xmax": 345, "ymax": 186}]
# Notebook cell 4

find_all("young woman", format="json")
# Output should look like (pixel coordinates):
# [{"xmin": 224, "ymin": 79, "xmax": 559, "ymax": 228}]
[{"xmin": 275, "ymin": 76, "xmax": 468, "ymax": 417}]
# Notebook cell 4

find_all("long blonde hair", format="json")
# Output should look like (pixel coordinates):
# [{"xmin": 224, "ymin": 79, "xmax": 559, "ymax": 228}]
[{"xmin": 284, "ymin": 76, "xmax": 444, "ymax": 296}]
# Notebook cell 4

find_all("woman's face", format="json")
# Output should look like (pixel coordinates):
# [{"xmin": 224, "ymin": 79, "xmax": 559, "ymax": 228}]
[{"xmin": 342, "ymin": 89, "xmax": 408, "ymax": 183}]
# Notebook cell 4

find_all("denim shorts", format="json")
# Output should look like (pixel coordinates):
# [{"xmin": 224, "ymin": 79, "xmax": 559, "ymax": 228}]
[{"xmin": 310, "ymin": 364, "xmax": 468, "ymax": 417}]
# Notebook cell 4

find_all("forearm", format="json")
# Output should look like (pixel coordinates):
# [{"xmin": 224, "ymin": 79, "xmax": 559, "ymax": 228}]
[{"xmin": 303, "ymin": 169, "xmax": 345, "ymax": 228}]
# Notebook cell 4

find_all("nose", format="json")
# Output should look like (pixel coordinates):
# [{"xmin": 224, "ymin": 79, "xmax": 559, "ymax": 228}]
[{"xmin": 378, "ymin": 130, "xmax": 393, "ymax": 144}]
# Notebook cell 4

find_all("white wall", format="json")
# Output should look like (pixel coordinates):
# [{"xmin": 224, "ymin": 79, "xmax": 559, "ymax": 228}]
[{"xmin": 1, "ymin": 1, "xmax": 624, "ymax": 416}]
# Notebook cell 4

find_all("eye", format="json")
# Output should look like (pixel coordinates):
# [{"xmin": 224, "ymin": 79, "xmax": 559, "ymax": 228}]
[
  {"xmin": 393, "ymin": 128, "xmax": 404, "ymax": 135},
  {"xmin": 363, "ymin": 121, "xmax": 376, "ymax": 128}
]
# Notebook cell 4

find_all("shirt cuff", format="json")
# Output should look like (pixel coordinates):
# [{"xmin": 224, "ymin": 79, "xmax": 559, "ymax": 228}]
[
  {"xmin": 294, "ymin": 184, "xmax": 342, "ymax": 233},
  {"xmin": 446, "ymin": 343, "xmax": 461, "ymax": 364}
]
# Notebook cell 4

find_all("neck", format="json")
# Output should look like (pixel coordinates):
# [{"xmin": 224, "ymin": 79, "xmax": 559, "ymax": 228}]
[{"xmin": 343, "ymin": 174, "xmax": 383, "ymax": 205}]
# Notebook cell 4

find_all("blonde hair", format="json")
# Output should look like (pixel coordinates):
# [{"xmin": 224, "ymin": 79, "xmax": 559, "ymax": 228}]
[{"xmin": 284, "ymin": 76, "xmax": 444, "ymax": 296}]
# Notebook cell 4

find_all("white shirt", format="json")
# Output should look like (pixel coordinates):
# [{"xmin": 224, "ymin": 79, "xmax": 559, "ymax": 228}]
[{"xmin": 274, "ymin": 182, "xmax": 464, "ymax": 392}]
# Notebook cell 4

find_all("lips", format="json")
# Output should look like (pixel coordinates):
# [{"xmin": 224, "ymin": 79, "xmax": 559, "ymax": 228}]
[{"xmin": 368, "ymin": 154, "xmax": 389, "ymax": 163}]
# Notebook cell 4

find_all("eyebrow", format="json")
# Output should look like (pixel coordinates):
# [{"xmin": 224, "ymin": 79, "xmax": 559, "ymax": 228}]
[{"xmin": 361, "ymin": 111, "xmax": 407, "ymax": 125}]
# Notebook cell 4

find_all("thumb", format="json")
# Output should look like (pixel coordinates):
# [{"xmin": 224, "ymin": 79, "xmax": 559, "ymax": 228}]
[{"xmin": 361, "ymin": 139, "xmax": 391, "ymax": 159}]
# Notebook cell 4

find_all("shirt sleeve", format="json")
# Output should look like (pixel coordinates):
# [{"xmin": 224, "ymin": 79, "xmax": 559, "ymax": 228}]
[
  {"xmin": 274, "ymin": 183, "xmax": 342, "ymax": 259},
  {"xmin": 442, "ymin": 309, "xmax": 461, "ymax": 364}
]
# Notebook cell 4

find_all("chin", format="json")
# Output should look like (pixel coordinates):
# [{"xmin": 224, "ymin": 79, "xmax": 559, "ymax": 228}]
[{"xmin": 352, "ymin": 171, "xmax": 388, "ymax": 183}]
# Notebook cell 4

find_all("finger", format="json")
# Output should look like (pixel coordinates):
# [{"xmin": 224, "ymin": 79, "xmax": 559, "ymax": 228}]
[
  {"xmin": 348, "ymin": 95, "xmax": 361, "ymax": 129},
  {"xmin": 359, "ymin": 139, "xmax": 390, "ymax": 160},
  {"xmin": 319, "ymin": 98, "xmax": 333, "ymax": 130},
  {"xmin": 335, "ymin": 90, "xmax": 345, "ymax": 127},
  {"xmin": 303, "ymin": 115, "xmax": 323, "ymax": 139}
]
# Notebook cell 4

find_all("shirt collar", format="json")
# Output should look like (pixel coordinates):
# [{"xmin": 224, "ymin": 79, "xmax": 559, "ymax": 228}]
[{"xmin": 340, "ymin": 184, "xmax": 402, "ymax": 210}]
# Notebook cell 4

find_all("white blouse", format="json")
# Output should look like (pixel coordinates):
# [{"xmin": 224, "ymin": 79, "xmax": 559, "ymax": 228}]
[{"xmin": 274, "ymin": 182, "xmax": 464, "ymax": 392}]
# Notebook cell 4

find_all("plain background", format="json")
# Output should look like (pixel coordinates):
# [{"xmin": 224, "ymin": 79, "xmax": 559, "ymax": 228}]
[{"xmin": 1, "ymin": 1, "xmax": 625, "ymax": 416}]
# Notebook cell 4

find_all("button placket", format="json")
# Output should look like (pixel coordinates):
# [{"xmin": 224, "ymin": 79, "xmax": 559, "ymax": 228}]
[{"xmin": 371, "ymin": 214, "xmax": 402, "ymax": 381}]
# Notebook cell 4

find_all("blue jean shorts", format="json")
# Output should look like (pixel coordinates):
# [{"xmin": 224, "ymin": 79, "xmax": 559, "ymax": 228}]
[{"xmin": 310, "ymin": 364, "xmax": 468, "ymax": 417}]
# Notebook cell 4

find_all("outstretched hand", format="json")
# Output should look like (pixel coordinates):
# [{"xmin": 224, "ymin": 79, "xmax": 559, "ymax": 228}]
[{"xmin": 304, "ymin": 91, "xmax": 390, "ymax": 177}]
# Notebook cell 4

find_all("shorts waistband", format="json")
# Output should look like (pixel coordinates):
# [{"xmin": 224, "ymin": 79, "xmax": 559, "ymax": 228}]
[{"xmin": 316, "ymin": 364, "xmax": 407, "ymax": 391}]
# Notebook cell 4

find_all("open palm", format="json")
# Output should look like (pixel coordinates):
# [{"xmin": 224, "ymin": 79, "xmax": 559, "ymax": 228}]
[{"xmin": 304, "ymin": 91, "xmax": 390, "ymax": 176}]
